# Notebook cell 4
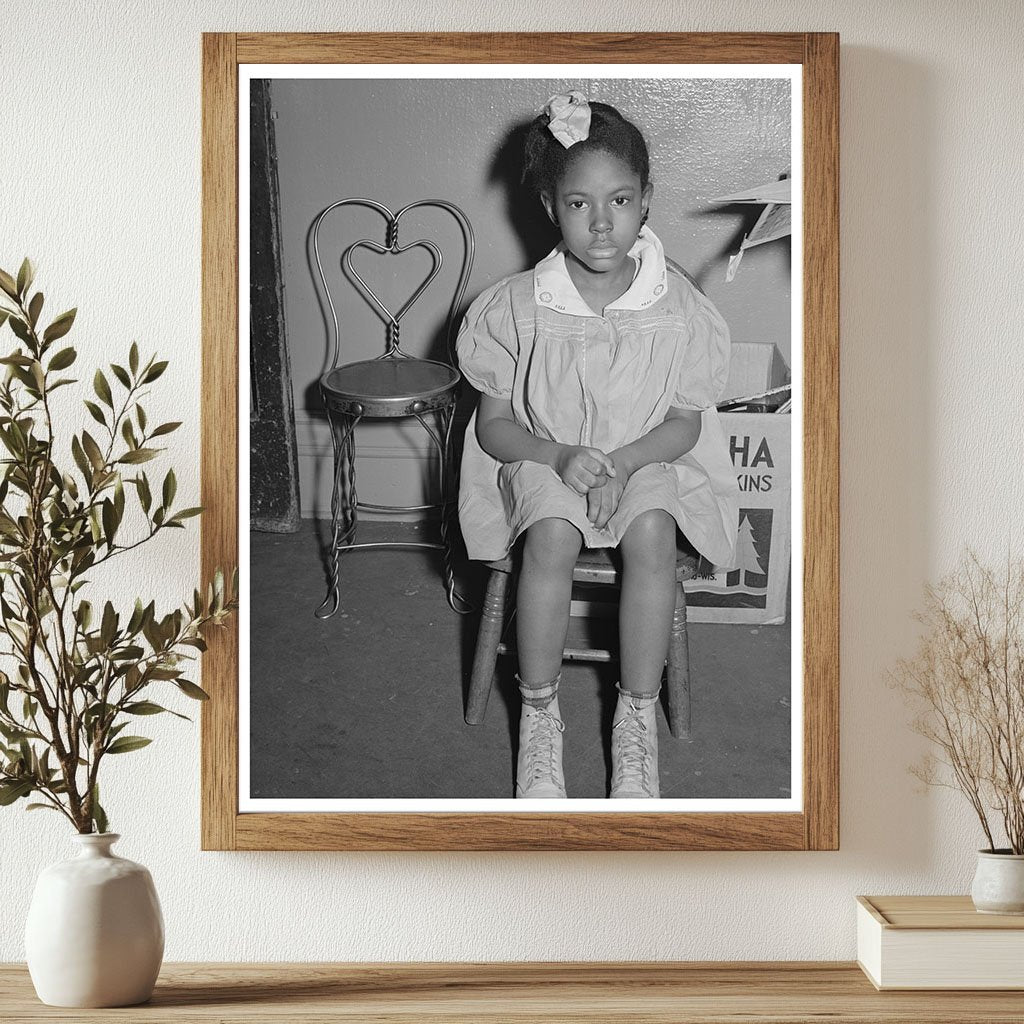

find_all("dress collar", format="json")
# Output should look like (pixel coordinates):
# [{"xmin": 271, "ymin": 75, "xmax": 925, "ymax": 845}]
[{"xmin": 533, "ymin": 225, "xmax": 669, "ymax": 317}]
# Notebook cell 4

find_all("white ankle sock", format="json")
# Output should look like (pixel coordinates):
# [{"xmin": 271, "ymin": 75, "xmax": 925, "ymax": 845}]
[
  {"xmin": 518, "ymin": 673, "xmax": 561, "ymax": 710},
  {"xmin": 616, "ymin": 684, "xmax": 659, "ymax": 710}
]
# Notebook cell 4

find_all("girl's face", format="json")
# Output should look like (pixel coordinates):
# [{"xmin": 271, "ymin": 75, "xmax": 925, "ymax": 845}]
[{"xmin": 542, "ymin": 148, "xmax": 653, "ymax": 281}]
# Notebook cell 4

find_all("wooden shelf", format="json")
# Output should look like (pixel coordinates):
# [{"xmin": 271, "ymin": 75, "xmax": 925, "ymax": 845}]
[{"xmin": 3, "ymin": 962, "xmax": 1024, "ymax": 1022}]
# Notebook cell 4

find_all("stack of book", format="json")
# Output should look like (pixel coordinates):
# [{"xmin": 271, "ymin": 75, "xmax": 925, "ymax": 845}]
[{"xmin": 857, "ymin": 895, "xmax": 1024, "ymax": 990}]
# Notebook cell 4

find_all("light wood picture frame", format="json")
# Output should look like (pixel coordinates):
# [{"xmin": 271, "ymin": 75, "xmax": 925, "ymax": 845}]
[{"xmin": 201, "ymin": 32, "xmax": 839, "ymax": 851}]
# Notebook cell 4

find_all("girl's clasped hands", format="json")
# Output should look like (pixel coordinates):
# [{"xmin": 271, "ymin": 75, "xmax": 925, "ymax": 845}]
[{"xmin": 552, "ymin": 445, "xmax": 625, "ymax": 530}]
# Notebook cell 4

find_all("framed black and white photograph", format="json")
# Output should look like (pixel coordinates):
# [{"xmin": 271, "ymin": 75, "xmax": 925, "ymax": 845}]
[{"xmin": 201, "ymin": 32, "xmax": 838, "ymax": 851}]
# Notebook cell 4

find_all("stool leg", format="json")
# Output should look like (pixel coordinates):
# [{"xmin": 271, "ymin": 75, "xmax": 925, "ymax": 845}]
[
  {"xmin": 315, "ymin": 408, "xmax": 360, "ymax": 620},
  {"xmin": 466, "ymin": 569, "xmax": 510, "ymax": 725},
  {"xmin": 666, "ymin": 581, "xmax": 691, "ymax": 739},
  {"xmin": 438, "ymin": 404, "xmax": 471, "ymax": 614}
]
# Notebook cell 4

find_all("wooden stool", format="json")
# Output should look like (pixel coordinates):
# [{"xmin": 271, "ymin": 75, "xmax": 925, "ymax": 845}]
[{"xmin": 466, "ymin": 542, "xmax": 700, "ymax": 739}]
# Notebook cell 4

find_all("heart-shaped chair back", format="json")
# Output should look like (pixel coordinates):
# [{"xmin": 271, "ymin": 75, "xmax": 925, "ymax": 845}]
[
  {"xmin": 342, "ymin": 236, "xmax": 442, "ymax": 329},
  {"xmin": 313, "ymin": 198, "xmax": 475, "ymax": 371}
]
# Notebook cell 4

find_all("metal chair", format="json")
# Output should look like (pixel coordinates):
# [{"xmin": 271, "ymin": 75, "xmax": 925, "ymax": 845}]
[
  {"xmin": 465, "ymin": 540, "xmax": 701, "ymax": 738},
  {"xmin": 312, "ymin": 198, "xmax": 475, "ymax": 619}
]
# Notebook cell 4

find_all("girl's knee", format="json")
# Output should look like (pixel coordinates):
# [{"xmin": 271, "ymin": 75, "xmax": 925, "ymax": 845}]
[
  {"xmin": 620, "ymin": 510, "xmax": 676, "ymax": 568},
  {"xmin": 522, "ymin": 518, "xmax": 582, "ymax": 571}
]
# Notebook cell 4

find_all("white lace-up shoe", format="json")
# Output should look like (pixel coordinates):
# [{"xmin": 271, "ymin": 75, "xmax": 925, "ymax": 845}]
[
  {"xmin": 515, "ymin": 696, "xmax": 566, "ymax": 799},
  {"xmin": 610, "ymin": 692, "xmax": 660, "ymax": 799}
]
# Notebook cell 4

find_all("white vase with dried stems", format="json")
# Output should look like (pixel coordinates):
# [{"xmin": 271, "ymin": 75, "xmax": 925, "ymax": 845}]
[
  {"xmin": 895, "ymin": 552, "xmax": 1024, "ymax": 914},
  {"xmin": 0, "ymin": 259, "xmax": 236, "ymax": 1005}
]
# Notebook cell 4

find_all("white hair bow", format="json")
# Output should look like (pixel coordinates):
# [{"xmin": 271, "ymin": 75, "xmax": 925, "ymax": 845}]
[{"xmin": 543, "ymin": 91, "xmax": 591, "ymax": 149}]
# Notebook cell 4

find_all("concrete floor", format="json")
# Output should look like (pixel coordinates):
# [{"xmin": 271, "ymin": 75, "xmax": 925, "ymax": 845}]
[{"xmin": 249, "ymin": 520, "xmax": 792, "ymax": 801}]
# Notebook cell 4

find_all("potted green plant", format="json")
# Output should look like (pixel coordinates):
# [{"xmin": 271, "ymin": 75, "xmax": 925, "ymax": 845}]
[
  {"xmin": 0, "ymin": 260, "xmax": 236, "ymax": 1005},
  {"xmin": 895, "ymin": 551, "xmax": 1024, "ymax": 914}
]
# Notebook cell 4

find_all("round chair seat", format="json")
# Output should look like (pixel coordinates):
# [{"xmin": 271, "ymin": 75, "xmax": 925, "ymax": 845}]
[{"xmin": 321, "ymin": 358, "xmax": 460, "ymax": 417}]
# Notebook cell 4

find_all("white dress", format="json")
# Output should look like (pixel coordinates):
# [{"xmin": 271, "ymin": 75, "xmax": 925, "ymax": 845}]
[{"xmin": 456, "ymin": 226, "xmax": 739, "ymax": 568}]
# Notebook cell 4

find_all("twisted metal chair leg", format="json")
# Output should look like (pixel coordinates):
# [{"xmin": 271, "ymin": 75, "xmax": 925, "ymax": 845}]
[
  {"xmin": 315, "ymin": 409, "xmax": 360, "ymax": 619},
  {"xmin": 415, "ymin": 404, "xmax": 472, "ymax": 615}
]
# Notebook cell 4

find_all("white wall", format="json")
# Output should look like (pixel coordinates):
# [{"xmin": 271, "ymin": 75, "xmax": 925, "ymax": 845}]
[{"xmin": 2, "ymin": 1, "xmax": 1022, "ymax": 962}]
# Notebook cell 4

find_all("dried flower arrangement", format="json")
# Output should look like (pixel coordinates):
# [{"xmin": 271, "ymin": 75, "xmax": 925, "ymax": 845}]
[{"xmin": 894, "ymin": 551, "xmax": 1024, "ymax": 854}]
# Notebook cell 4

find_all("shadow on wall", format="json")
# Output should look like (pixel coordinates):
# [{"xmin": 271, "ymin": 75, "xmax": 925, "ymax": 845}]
[
  {"xmin": 838, "ymin": 47, "xmax": 940, "ymax": 869},
  {"xmin": 487, "ymin": 120, "xmax": 560, "ymax": 269}
]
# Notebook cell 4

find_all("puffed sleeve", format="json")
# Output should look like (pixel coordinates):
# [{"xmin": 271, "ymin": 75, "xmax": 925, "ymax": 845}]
[
  {"xmin": 672, "ymin": 286, "xmax": 731, "ymax": 410},
  {"xmin": 455, "ymin": 279, "xmax": 518, "ymax": 399}
]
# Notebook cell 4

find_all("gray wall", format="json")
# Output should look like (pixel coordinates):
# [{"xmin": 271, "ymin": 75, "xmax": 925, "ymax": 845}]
[{"xmin": 268, "ymin": 76, "xmax": 791, "ymax": 516}]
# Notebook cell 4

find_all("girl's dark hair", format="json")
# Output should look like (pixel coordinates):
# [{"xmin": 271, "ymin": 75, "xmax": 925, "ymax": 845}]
[{"xmin": 521, "ymin": 99, "xmax": 650, "ymax": 197}]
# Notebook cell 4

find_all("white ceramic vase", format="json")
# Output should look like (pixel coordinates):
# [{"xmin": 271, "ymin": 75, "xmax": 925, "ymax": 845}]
[
  {"xmin": 25, "ymin": 833, "xmax": 164, "ymax": 1007},
  {"xmin": 971, "ymin": 849, "xmax": 1024, "ymax": 915}
]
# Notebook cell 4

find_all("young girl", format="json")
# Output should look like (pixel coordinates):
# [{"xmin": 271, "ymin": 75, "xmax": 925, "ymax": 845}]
[{"xmin": 457, "ymin": 92, "xmax": 739, "ymax": 799}]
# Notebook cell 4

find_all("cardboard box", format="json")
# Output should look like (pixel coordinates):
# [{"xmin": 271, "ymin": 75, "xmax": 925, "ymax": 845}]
[
  {"xmin": 569, "ymin": 411, "xmax": 792, "ymax": 627},
  {"xmin": 721, "ymin": 341, "xmax": 789, "ymax": 403},
  {"xmin": 683, "ymin": 411, "xmax": 791, "ymax": 625}
]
